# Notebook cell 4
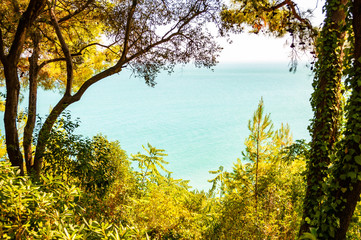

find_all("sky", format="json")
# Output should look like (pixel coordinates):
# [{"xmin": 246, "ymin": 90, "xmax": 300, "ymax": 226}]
[{"xmin": 218, "ymin": 0, "xmax": 325, "ymax": 63}]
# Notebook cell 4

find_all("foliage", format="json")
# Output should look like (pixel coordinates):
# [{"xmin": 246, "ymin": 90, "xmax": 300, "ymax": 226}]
[
  {"xmin": 222, "ymin": 0, "xmax": 361, "ymax": 238},
  {"xmin": 37, "ymin": 112, "xmax": 129, "ymax": 197},
  {"xmin": 221, "ymin": 0, "xmax": 318, "ymax": 71},
  {"xmin": 242, "ymin": 98, "xmax": 274, "ymax": 209},
  {"xmin": 0, "ymin": 130, "xmax": 6, "ymax": 159},
  {"xmin": 206, "ymin": 100, "xmax": 307, "ymax": 239},
  {"xmin": 131, "ymin": 143, "xmax": 170, "ymax": 190},
  {"xmin": 5, "ymin": 0, "xmax": 361, "ymax": 238},
  {"xmin": 132, "ymin": 179, "xmax": 205, "ymax": 239},
  {"xmin": 0, "ymin": 160, "xmax": 146, "ymax": 239},
  {"xmin": 129, "ymin": 144, "xmax": 215, "ymax": 239},
  {"xmin": 27, "ymin": 114, "xmax": 215, "ymax": 239},
  {"xmin": 208, "ymin": 165, "xmax": 227, "ymax": 198},
  {"xmin": 299, "ymin": 0, "xmax": 347, "ymax": 235},
  {"xmin": 0, "ymin": 101, "xmax": 313, "ymax": 239}
]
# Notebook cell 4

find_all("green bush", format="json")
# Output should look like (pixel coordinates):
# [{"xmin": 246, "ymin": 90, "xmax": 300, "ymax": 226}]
[
  {"xmin": 39, "ymin": 112, "xmax": 131, "ymax": 198},
  {"xmin": 0, "ymin": 160, "xmax": 146, "ymax": 239}
]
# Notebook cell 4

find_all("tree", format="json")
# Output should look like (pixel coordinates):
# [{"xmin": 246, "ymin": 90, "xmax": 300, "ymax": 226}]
[
  {"xmin": 314, "ymin": 0, "xmax": 361, "ymax": 238},
  {"xmin": 208, "ymin": 101, "xmax": 304, "ymax": 239},
  {"xmin": 242, "ymin": 97, "xmax": 273, "ymax": 210},
  {"xmin": 0, "ymin": 0, "xmax": 222, "ymax": 176},
  {"xmin": 299, "ymin": 0, "xmax": 347, "ymax": 235}
]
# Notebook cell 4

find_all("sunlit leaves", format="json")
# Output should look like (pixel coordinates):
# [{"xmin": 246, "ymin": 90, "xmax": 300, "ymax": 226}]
[
  {"xmin": 208, "ymin": 165, "xmax": 227, "ymax": 198},
  {"xmin": 131, "ymin": 143, "xmax": 171, "ymax": 188},
  {"xmin": 38, "ymin": 112, "xmax": 129, "ymax": 197},
  {"xmin": 0, "ymin": 160, "xmax": 149, "ymax": 239},
  {"xmin": 206, "ymin": 99, "xmax": 306, "ymax": 239}
]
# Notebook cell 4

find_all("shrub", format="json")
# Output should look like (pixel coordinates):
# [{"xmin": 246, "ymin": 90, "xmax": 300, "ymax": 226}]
[{"xmin": 0, "ymin": 161, "xmax": 146, "ymax": 239}]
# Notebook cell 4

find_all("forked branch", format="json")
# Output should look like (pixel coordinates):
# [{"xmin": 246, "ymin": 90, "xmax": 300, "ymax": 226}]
[{"xmin": 269, "ymin": 0, "xmax": 313, "ymax": 30}]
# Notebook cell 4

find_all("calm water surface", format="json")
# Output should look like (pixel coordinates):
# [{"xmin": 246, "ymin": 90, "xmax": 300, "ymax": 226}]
[{"xmin": 1, "ymin": 63, "xmax": 314, "ymax": 190}]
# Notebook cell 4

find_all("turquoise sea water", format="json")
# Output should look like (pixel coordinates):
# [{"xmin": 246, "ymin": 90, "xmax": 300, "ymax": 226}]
[{"xmin": 1, "ymin": 63, "xmax": 314, "ymax": 190}]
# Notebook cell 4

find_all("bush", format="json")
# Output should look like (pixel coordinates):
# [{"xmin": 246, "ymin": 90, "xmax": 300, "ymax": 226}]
[
  {"xmin": 0, "ymin": 161, "xmax": 146, "ymax": 239},
  {"xmin": 39, "ymin": 112, "xmax": 131, "ymax": 197}
]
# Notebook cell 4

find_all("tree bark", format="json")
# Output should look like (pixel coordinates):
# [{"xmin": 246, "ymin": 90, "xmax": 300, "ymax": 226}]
[
  {"xmin": 300, "ymin": 0, "xmax": 347, "ymax": 235},
  {"xmin": 1, "ymin": 0, "xmax": 46, "ymax": 173},
  {"xmin": 331, "ymin": 0, "xmax": 361, "ymax": 238},
  {"xmin": 4, "ymin": 64, "xmax": 24, "ymax": 174},
  {"xmin": 24, "ymin": 32, "xmax": 40, "ymax": 174},
  {"xmin": 33, "ymin": 96, "xmax": 72, "ymax": 177}
]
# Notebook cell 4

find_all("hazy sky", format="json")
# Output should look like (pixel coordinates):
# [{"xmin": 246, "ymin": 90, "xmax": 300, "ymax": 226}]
[{"xmin": 218, "ymin": 0, "xmax": 325, "ymax": 63}]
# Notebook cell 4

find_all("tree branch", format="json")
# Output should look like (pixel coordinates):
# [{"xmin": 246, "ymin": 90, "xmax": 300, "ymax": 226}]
[
  {"xmin": 120, "ymin": 0, "xmax": 138, "ymax": 62},
  {"xmin": 265, "ymin": 0, "xmax": 314, "ymax": 31},
  {"xmin": 121, "ymin": 31, "xmax": 181, "ymax": 65},
  {"xmin": 58, "ymin": 0, "xmax": 94, "ymax": 23},
  {"xmin": 49, "ymin": 6, "xmax": 73, "ymax": 96},
  {"xmin": 286, "ymin": 0, "xmax": 313, "ymax": 30},
  {"xmin": 126, "ymin": 6, "xmax": 206, "ymax": 65},
  {"xmin": 162, "ymin": 3, "xmax": 201, "ymax": 39},
  {"xmin": 71, "ymin": 63, "xmax": 123, "ymax": 102},
  {"xmin": 8, "ymin": 0, "xmax": 46, "ymax": 63},
  {"xmin": 270, "ymin": 0, "xmax": 288, "ymax": 11},
  {"xmin": 39, "ymin": 55, "xmax": 79, "ymax": 70},
  {"xmin": 40, "ymin": 0, "xmax": 203, "ymax": 101},
  {"xmin": 0, "ymin": 29, "xmax": 6, "ymax": 63},
  {"xmin": 38, "ymin": 42, "xmax": 118, "ymax": 69},
  {"xmin": 48, "ymin": 0, "xmax": 208, "ymax": 113}
]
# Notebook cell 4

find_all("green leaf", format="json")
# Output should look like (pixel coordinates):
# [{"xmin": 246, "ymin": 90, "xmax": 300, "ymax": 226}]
[
  {"xmin": 347, "ymin": 172, "xmax": 357, "ymax": 179},
  {"xmin": 355, "ymin": 156, "xmax": 361, "ymax": 165},
  {"xmin": 300, "ymin": 232, "xmax": 318, "ymax": 240}
]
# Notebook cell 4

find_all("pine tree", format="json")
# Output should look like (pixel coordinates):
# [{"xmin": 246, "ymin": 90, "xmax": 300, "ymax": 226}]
[{"xmin": 242, "ymin": 98, "xmax": 274, "ymax": 210}]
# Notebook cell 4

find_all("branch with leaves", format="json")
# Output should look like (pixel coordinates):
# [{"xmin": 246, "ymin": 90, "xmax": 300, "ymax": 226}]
[{"xmin": 131, "ymin": 143, "xmax": 171, "ymax": 189}]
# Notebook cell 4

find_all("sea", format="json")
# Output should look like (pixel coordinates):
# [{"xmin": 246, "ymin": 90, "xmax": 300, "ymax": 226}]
[{"xmin": 0, "ymin": 63, "xmax": 314, "ymax": 190}]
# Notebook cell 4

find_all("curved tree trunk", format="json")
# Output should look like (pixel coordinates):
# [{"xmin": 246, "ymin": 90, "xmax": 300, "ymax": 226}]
[{"xmin": 33, "ymin": 95, "xmax": 74, "ymax": 177}]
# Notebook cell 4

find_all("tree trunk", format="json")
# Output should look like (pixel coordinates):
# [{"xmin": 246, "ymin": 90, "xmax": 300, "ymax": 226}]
[
  {"xmin": 23, "ymin": 32, "xmax": 40, "ymax": 174},
  {"xmin": 299, "ymin": 0, "xmax": 347, "ymax": 235},
  {"xmin": 329, "ymin": 1, "xmax": 361, "ymax": 238},
  {"xmin": 33, "ymin": 95, "xmax": 77, "ymax": 177},
  {"xmin": 4, "ymin": 64, "xmax": 24, "ymax": 174},
  {"xmin": 1, "ymin": 0, "xmax": 45, "ymax": 174},
  {"xmin": 255, "ymin": 122, "xmax": 260, "ymax": 211}
]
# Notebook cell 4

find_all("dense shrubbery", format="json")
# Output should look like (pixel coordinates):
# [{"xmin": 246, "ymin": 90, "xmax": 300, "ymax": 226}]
[
  {"xmin": 205, "ymin": 100, "xmax": 307, "ymax": 239},
  {"xmin": 0, "ymin": 161, "xmax": 146, "ymax": 239},
  {"xmin": 7, "ymin": 106, "xmax": 360, "ymax": 239}
]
